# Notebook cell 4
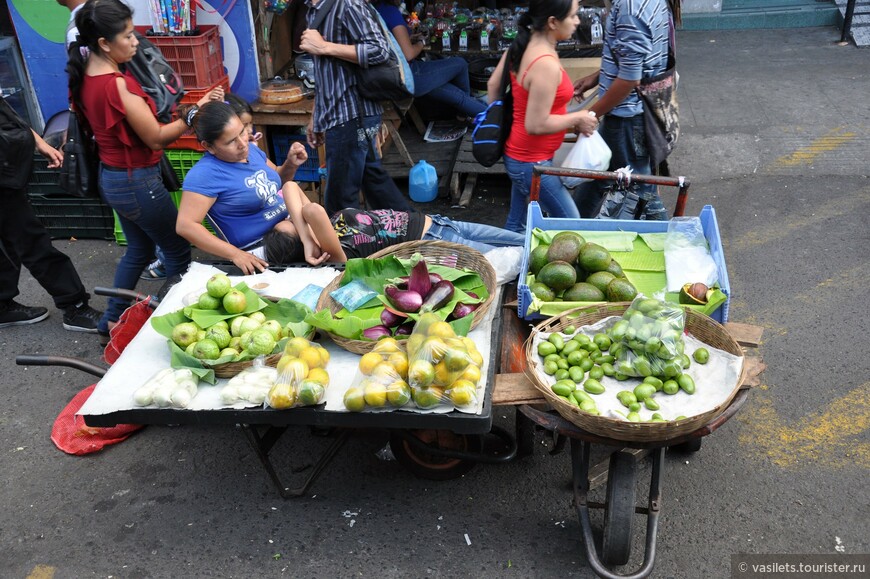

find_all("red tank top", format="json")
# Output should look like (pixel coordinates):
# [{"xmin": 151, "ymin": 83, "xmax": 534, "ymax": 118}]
[
  {"xmin": 79, "ymin": 71, "xmax": 162, "ymax": 168},
  {"xmin": 504, "ymin": 54, "xmax": 574, "ymax": 163}
]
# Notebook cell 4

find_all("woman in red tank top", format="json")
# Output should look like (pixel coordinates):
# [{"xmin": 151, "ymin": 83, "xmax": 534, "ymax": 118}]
[
  {"xmin": 487, "ymin": 0, "xmax": 598, "ymax": 233},
  {"xmin": 67, "ymin": 0, "xmax": 220, "ymax": 343}
]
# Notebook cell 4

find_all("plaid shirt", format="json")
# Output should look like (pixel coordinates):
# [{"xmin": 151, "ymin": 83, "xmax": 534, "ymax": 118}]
[{"xmin": 306, "ymin": 0, "xmax": 391, "ymax": 131}]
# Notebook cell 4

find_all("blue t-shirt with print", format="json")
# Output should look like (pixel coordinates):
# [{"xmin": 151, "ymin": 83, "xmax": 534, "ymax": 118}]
[{"xmin": 182, "ymin": 145, "xmax": 287, "ymax": 248}]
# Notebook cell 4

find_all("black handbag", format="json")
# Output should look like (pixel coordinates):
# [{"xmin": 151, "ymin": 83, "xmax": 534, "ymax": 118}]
[
  {"xmin": 635, "ymin": 38, "xmax": 679, "ymax": 169},
  {"xmin": 59, "ymin": 109, "xmax": 99, "ymax": 198},
  {"xmin": 471, "ymin": 64, "xmax": 513, "ymax": 168},
  {"xmin": 159, "ymin": 152, "xmax": 181, "ymax": 192}
]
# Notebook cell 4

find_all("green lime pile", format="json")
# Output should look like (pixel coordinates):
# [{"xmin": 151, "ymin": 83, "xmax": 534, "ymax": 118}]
[{"xmin": 528, "ymin": 231, "xmax": 638, "ymax": 303}]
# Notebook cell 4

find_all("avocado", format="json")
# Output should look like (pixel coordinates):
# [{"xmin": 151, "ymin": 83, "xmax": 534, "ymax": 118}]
[
  {"xmin": 606, "ymin": 277, "xmax": 638, "ymax": 301},
  {"xmin": 530, "ymin": 282, "xmax": 556, "ymax": 302},
  {"xmin": 529, "ymin": 245, "xmax": 550, "ymax": 276},
  {"xmin": 586, "ymin": 271, "xmax": 617, "ymax": 294},
  {"xmin": 563, "ymin": 282, "xmax": 606, "ymax": 302},
  {"xmin": 579, "ymin": 243, "xmax": 612, "ymax": 273},
  {"xmin": 605, "ymin": 259, "xmax": 625, "ymax": 277},
  {"xmin": 537, "ymin": 261, "xmax": 577, "ymax": 292},
  {"xmin": 546, "ymin": 233, "xmax": 584, "ymax": 265},
  {"xmin": 573, "ymin": 262, "xmax": 588, "ymax": 282}
]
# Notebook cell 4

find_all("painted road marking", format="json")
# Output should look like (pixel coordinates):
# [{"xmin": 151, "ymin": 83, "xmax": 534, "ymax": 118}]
[
  {"xmin": 771, "ymin": 127, "xmax": 857, "ymax": 168},
  {"xmin": 738, "ymin": 381, "xmax": 870, "ymax": 469},
  {"xmin": 26, "ymin": 565, "xmax": 56, "ymax": 579}
]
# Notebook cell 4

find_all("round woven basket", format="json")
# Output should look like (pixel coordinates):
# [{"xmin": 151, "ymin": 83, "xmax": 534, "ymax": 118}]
[
  {"xmin": 211, "ymin": 353, "xmax": 283, "ymax": 379},
  {"xmin": 524, "ymin": 303, "xmax": 746, "ymax": 443},
  {"xmin": 316, "ymin": 240, "xmax": 497, "ymax": 355}
]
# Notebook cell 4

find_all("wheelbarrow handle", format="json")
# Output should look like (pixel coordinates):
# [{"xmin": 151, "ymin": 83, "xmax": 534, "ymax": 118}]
[
  {"xmin": 16, "ymin": 355, "xmax": 108, "ymax": 378},
  {"xmin": 94, "ymin": 287, "xmax": 152, "ymax": 303}
]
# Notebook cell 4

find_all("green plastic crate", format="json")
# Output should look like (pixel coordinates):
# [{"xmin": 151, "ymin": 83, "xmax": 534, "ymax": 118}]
[
  {"xmin": 27, "ymin": 155, "xmax": 69, "ymax": 196},
  {"xmin": 29, "ymin": 194, "xmax": 115, "ymax": 240}
]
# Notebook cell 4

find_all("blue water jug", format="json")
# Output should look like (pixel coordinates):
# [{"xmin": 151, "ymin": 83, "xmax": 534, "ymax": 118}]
[{"xmin": 409, "ymin": 160, "xmax": 438, "ymax": 203}]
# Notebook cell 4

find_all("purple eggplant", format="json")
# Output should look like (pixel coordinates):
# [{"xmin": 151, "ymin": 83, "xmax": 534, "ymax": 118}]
[
  {"xmin": 363, "ymin": 325, "xmax": 392, "ymax": 341},
  {"xmin": 428, "ymin": 273, "xmax": 443, "ymax": 285},
  {"xmin": 451, "ymin": 301, "xmax": 479, "ymax": 320},
  {"xmin": 384, "ymin": 285, "xmax": 423, "ymax": 313},
  {"xmin": 421, "ymin": 280, "xmax": 455, "ymax": 312},
  {"xmin": 395, "ymin": 322, "xmax": 415, "ymax": 336},
  {"xmin": 466, "ymin": 291, "xmax": 479, "ymax": 299},
  {"xmin": 408, "ymin": 261, "xmax": 432, "ymax": 299},
  {"xmin": 380, "ymin": 308, "xmax": 405, "ymax": 328}
]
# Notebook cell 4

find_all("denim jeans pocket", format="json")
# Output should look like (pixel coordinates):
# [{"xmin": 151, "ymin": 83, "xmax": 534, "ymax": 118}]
[{"xmin": 101, "ymin": 175, "xmax": 142, "ymax": 221}]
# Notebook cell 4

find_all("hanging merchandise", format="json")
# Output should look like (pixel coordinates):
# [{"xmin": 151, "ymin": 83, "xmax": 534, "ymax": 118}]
[{"xmin": 264, "ymin": 0, "xmax": 290, "ymax": 15}]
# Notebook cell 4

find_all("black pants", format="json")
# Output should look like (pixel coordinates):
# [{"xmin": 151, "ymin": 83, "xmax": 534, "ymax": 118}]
[{"xmin": 0, "ymin": 187, "xmax": 89, "ymax": 309}]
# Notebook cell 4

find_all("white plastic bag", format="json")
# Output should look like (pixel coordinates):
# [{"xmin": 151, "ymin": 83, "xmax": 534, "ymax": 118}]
[
  {"xmin": 561, "ymin": 131, "xmax": 612, "ymax": 183},
  {"xmin": 664, "ymin": 217, "xmax": 719, "ymax": 291}
]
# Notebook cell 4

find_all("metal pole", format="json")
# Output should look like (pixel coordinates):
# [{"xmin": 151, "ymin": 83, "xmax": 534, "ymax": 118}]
[{"xmin": 840, "ymin": 0, "xmax": 857, "ymax": 44}]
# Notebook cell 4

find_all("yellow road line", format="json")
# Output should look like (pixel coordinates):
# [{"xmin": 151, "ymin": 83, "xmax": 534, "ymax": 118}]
[
  {"xmin": 771, "ymin": 127, "xmax": 857, "ymax": 168},
  {"xmin": 26, "ymin": 566, "xmax": 56, "ymax": 579},
  {"xmin": 738, "ymin": 382, "xmax": 870, "ymax": 469}
]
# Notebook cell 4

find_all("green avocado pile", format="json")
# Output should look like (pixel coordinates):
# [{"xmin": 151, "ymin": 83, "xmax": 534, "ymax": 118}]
[{"xmin": 528, "ymin": 231, "xmax": 638, "ymax": 303}]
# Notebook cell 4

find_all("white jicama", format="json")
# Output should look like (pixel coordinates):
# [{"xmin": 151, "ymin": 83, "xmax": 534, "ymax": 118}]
[{"xmin": 132, "ymin": 367, "xmax": 201, "ymax": 408}]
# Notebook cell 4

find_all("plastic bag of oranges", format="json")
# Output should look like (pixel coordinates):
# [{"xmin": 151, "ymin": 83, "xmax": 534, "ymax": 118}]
[
  {"xmin": 342, "ymin": 337, "xmax": 412, "ymax": 412},
  {"xmin": 405, "ymin": 313, "xmax": 483, "ymax": 411},
  {"xmin": 266, "ymin": 336, "xmax": 331, "ymax": 409}
]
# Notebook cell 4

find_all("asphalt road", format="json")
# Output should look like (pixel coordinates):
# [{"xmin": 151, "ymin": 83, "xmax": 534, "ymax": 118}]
[{"xmin": 2, "ymin": 27, "xmax": 868, "ymax": 579}]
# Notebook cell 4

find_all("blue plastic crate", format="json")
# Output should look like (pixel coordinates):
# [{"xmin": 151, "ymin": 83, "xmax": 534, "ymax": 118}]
[
  {"xmin": 517, "ymin": 202, "xmax": 731, "ymax": 323},
  {"xmin": 270, "ymin": 131, "xmax": 324, "ymax": 183}
]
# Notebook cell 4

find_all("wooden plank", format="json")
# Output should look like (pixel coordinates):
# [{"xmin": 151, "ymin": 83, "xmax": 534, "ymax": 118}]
[
  {"xmin": 723, "ymin": 322, "xmax": 764, "ymax": 347},
  {"xmin": 458, "ymin": 173, "xmax": 477, "ymax": 207},
  {"xmin": 492, "ymin": 372, "xmax": 544, "ymax": 406}
]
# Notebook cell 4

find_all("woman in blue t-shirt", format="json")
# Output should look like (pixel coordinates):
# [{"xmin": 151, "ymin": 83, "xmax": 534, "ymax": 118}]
[
  {"xmin": 373, "ymin": 1, "xmax": 485, "ymax": 121},
  {"xmin": 177, "ymin": 102, "xmax": 313, "ymax": 275},
  {"xmin": 176, "ymin": 103, "xmax": 524, "ymax": 268}
]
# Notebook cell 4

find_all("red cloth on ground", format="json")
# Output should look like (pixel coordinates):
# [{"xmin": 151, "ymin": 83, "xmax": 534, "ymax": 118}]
[{"xmin": 52, "ymin": 384, "xmax": 143, "ymax": 455}]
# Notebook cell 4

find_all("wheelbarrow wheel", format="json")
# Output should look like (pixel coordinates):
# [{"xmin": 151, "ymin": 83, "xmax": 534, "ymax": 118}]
[
  {"xmin": 670, "ymin": 437, "xmax": 702, "ymax": 453},
  {"xmin": 602, "ymin": 450, "xmax": 637, "ymax": 566},
  {"xmin": 390, "ymin": 429, "xmax": 482, "ymax": 481}
]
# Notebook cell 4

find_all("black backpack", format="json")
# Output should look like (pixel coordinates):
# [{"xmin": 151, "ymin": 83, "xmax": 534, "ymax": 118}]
[
  {"xmin": 471, "ymin": 65, "xmax": 513, "ymax": 168},
  {"xmin": 123, "ymin": 32, "xmax": 185, "ymax": 123}
]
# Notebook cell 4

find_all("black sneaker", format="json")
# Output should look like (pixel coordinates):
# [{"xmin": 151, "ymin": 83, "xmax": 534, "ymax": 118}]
[
  {"xmin": 0, "ymin": 301, "xmax": 49, "ymax": 329},
  {"xmin": 62, "ymin": 302, "xmax": 102, "ymax": 333}
]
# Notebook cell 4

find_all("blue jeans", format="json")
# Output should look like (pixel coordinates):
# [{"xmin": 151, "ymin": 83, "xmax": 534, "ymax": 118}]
[
  {"xmin": 98, "ymin": 164, "xmax": 191, "ymax": 331},
  {"xmin": 324, "ymin": 114, "xmax": 411, "ymax": 216},
  {"xmin": 422, "ymin": 214, "xmax": 525, "ymax": 254},
  {"xmin": 573, "ymin": 114, "xmax": 668, "ymax": 220},
  {"xmin": 411, "ymin": 58, "xmax": 486, "ymax": 118},
  {"xmin": 503, "ymin": 156, "xmax": 580, "ymax": 234}
]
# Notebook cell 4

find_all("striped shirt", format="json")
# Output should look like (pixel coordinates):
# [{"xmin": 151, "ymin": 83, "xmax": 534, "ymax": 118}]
[
  {"xmin": 305, "ymin": 0, "xmax": 391, "ymax": 131},
  {"xmin": 598, "ymin": 0, "xmax": 671, "ymax": 117}
]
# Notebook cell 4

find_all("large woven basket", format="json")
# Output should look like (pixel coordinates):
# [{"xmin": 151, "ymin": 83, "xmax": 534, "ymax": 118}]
[
  {"xmin": 211, "ymin": 353, "xmax": 283, "ymax": 379},
  {"xmin": 524, "ymin": 303, "xmax": 746, "ymax": 443},
  {"xmin": 316, "ymin": 240, "xmax": 497, "ymax": 354}
]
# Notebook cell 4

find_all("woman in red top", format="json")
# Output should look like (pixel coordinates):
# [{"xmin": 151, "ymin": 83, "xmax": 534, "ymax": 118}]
[
  {"xmin": 67, "ymin": 0, "xmax": 218, "ymax": 342},
  {"xmin": 488, "ymin": 0, "xmax": 598, "ymax": 233}
]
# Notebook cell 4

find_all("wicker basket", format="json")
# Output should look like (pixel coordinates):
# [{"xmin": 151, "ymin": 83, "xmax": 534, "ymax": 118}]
[
  {"xmin": 211, "ymin": 353, "xmax": 283, "ymax": 379},
  {"xmin": 524, "ymin": 303, "xmax": 746, "ymax": 443},
  {"xmin": 316, "ymin": 240, "xmax": 497, "ymax": 354}
]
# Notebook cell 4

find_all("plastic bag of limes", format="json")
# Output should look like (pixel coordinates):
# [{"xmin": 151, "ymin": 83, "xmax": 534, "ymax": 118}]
[
  {"xmin": 608, "ymin": 296, "xmax": 687, "ymax": 379},
  {"xmin": 266, "ymin": 336, "xmax": 331, "ymax": 409},
  {"xmin": 342, "ymin": 338, "xmax": 412, "ymax": 412},
  {"xmin": 404, "ymin": 312, "xmax": 484, "ymax": 411}
]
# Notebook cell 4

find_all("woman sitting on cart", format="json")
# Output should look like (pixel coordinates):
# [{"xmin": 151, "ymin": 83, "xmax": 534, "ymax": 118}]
[{"xmin": 176, "ymin": 102, "xmax": 524, "ymax": 273}]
